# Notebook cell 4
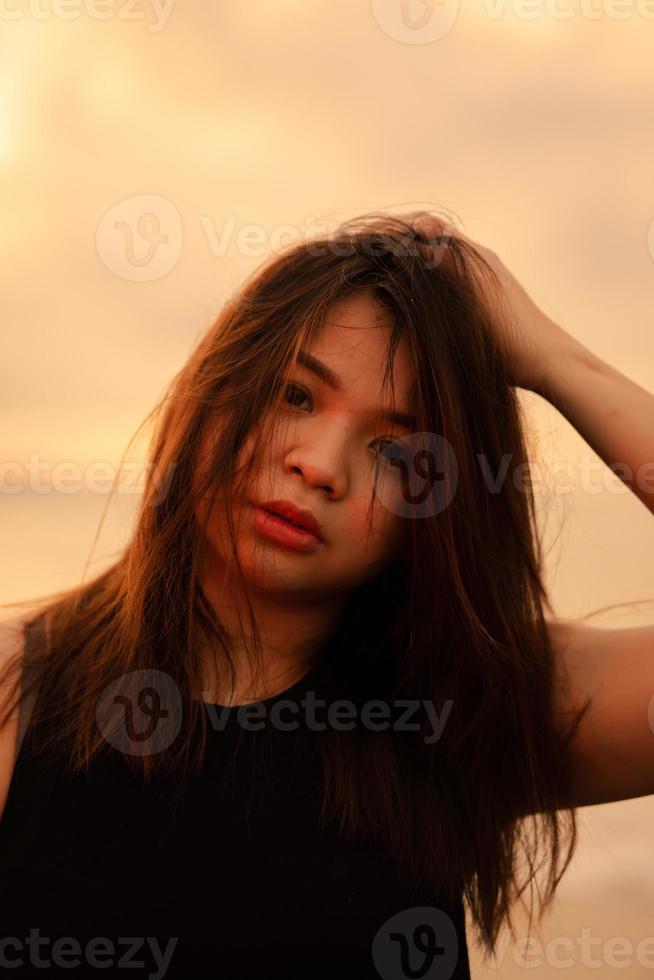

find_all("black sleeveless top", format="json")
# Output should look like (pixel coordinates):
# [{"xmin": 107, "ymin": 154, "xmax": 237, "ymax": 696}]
[{"xmin": 0, "ymin": 623, "xmax": 472, "ymax": 980}]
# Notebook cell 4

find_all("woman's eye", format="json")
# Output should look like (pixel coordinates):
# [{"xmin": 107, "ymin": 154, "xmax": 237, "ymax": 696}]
[
  {"xmin": 374, "ymin": 439, "xmax": 411, "ymax": 463},
  {"xmin": 284, "ymin": 384, "xmax": 311, "ymax": 410},
  {"xmin": 283, "ymin": 387, "xmax": 410, "ymax": 465}
]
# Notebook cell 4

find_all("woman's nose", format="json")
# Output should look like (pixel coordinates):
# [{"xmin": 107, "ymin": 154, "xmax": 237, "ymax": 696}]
[{"xmin": 284, "ymin": 450, "xmax": 347, "ymax": 500}]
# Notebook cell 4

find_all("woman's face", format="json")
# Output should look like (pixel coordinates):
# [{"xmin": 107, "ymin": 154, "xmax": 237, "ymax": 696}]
[{"xmin": 195, "ymin": 288, "xmax": 416, "ymax": 600}]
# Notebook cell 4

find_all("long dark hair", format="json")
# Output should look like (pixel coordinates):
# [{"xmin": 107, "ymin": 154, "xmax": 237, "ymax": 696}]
[{"xmin": 0, "ymin": 210, "xmax": 590, "ymax": 957}]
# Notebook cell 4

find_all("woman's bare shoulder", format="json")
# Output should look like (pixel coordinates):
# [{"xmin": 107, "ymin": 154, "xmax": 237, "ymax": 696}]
[{"xmin": 0, "ymin": 616, "xmax": 29, "ymax": 822}]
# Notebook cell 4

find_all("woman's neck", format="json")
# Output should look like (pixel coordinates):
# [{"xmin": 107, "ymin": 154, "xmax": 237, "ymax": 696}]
[{"xmin": 196, "ymin": 573, "xmax": 349, "ymax": 705}]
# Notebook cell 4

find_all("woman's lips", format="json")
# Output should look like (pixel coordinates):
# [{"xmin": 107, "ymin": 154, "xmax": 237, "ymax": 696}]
[
  {"xmin": 257, "ymin": 499, "xmax": 322, "ymax": 539},
  {"xmin": 250, "ymin": 505, "xmax": 323, "ymax": 553}
]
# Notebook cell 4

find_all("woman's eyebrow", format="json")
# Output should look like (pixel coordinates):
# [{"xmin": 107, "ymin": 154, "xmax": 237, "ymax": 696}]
[{"xmin": 296, "ymin": 350, "xmax": 417, "ymax": 429}]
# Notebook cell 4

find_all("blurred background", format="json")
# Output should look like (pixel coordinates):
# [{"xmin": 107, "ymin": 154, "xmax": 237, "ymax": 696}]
[{"xmin": 1, "ymin": 1, "xmax": 654, "ymax": 975}]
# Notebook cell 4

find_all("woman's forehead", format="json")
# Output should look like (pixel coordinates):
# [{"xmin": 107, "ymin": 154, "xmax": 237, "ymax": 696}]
[{"xmin": 304, "ymin": 313, "xmax": 416, "ymax": 406}]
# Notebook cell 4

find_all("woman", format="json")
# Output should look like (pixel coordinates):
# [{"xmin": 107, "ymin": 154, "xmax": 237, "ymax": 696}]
[{"xmin": 1, "ymin": 210, "xmax": 653, "ymax": 979}]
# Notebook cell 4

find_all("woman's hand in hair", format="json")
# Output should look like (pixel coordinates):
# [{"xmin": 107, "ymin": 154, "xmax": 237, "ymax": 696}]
[
  {"xmin": 457, "ymin": 232, "xmax": 579, "ymax": 396},
  {"xmin": 399, "ymin": 211, "xmax": 580, "ymax": 396}
]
